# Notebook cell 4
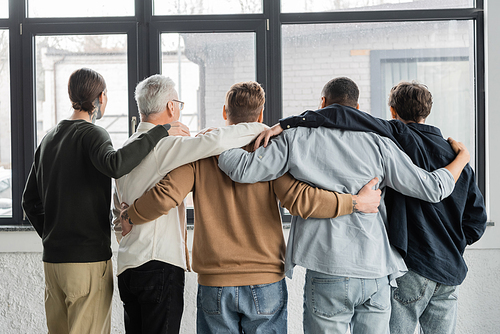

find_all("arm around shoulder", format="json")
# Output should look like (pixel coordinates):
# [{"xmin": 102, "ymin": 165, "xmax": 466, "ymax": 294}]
[
  {"xmin": 279, "ymin": 104, "xmax": 397, "ymax": 141},
  {"xmin": 88, "ymin": 124, "xmax": 168, "ymax": 179},
  {"xmin": 381, "ymin": 138, "xmax": 455, "ymax": 203},
  {"xmin": 218, "ymin": 133, "xmax": 291, "ymax": 183},
  {"xmin": 443, "ymin": 137, "xmax": 470, "ymax": 183},
  {"xmin": 127, "ymin": 163, "xmax": 195, "ymax": 225}
]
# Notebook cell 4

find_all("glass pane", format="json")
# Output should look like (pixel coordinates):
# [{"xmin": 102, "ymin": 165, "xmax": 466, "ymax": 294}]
[
  {"xmin": 161, "ymin": 32, "xmax": 256, "ymax": 209},
  {"xmin": 282, "ymin": 0, "xmax": 473, "ymax": 12},
  {"xmin": 28, "ymin": 0, "xmax": 134, "ymax": 18},
  {"xmin": 35, "ymin": 35, "xmax": 128, "ymax": 148},
  {"xmin": 161, "ymin": 32, "xmax": 256, "ymax": 133},
  {"xmin": 0, "ymin": 0, "xmax": 8, "ymax": 18},
  {"xmin": 154, "ymin": 0, "xmax": 262, "ymax": 15},
  {"xmin": 282, "ymin": 20, "xmax": 476, "ymax": 166},
  {"xmin": 0, "ymin": 29, "xmax": 11, "ymax": 218}
]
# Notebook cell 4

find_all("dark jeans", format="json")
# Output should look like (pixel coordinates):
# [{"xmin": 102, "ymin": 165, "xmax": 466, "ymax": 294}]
[{"xmin": 118, "ymin": 260, "xmax": 185, "ymax": 334}]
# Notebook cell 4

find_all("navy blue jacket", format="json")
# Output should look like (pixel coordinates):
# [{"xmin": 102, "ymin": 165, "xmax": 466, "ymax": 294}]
[{"xmin": 280, "ymin": 104, "xmax": 487, "ymax": 285}]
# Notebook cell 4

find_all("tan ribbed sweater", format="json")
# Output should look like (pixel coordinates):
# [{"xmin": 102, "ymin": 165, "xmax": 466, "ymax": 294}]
[{"xmin": 128, "ymin": 156, "xmax": 353, "ymax": 287}]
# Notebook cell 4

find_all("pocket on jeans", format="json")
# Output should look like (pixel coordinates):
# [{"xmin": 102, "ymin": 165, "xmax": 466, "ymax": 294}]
[
  {"xmin": 310, "ymin": 276, "xmax": 349, "ymax": 318},
  {"xmin": 198, "ymin": 285, "xmax": 223, "ymax": 315},
  {"xmin": 393, "ymin": 271, "xmax": 429, "ymax": 305},
  {"xmin": 250, "ymin": 280, "xmax": 285, "ymax": 315},
  {"xmin": 368, "ymin": 277, "xmax": 391, "ymax": 310},
  {"xmin": 128, "ymin": 269, "xmax": 165, "ymax": 304}
]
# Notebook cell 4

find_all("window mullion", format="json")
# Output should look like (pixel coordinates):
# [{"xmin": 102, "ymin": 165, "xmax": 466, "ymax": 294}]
[{"xmin": 264, "ymin": 0, "xmax": 282, "ymax": 125}]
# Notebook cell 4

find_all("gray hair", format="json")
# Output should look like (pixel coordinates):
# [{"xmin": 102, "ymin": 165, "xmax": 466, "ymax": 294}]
[{"xmin": 134, "ymin": 75, "xmax": 177, "ymax": 118}]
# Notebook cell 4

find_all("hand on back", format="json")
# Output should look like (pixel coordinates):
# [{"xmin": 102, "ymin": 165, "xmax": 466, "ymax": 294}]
[
  {"xmin": 352, "ymin": 177, "xmax": 381, "ymax": 214},
  {"xmin": 120, "ymin": 202, "xmax": 132, "ymax": 236},
  {"xmin": 166, "ymin": 121, "xmax": 191, "ymax": 137},
  {"xmin": 253, "ymin": 123, "xmax": 284, "ymax": 151}
]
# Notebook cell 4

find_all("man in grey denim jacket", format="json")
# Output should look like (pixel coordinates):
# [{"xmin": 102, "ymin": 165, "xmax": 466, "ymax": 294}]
[{"xmin": 217, "ymin": 78, "xmax": 470, "ymax": 334}]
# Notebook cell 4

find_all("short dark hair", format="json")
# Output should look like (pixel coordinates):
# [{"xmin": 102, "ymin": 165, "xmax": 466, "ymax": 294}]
[
  {"xmin": 321, "ymin": 77, "xmax": 359, "ymax": 108},
  {"xmin": 68, "ymin": 68, "xmax": 106, "ymax": 114},
  {"xmin": 388, "ymin": 81, "xmax": 432, "ymax": 122},
  {"xmin": 225, "ymin": 81, "xmax": 265, "ymax": 124}
]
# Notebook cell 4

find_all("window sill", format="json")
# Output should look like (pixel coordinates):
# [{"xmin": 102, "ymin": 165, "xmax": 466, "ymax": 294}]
[
  {"xmin": 0, "ymin": 227, "xmax": 42, "ymax": 253},
  {"xmin": 0, "ymin": 225, "xmax": 35, "ymax": 232}
]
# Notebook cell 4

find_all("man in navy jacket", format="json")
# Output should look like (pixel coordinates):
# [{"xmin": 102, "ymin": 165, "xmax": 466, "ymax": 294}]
[{"xmin": 257, "ymin": 78, "xmax": 487, "ymax": 334}]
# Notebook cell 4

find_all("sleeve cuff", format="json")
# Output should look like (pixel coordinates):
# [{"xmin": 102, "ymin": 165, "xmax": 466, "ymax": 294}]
[
  {"xmin": 162, "ymin": 123, "xmax": 171, "ymax": 133},
  {"xmin": 336, "ymin": 193, "xmax": 354, "ymax": 216},
  {"xmin": 279, "ymin": 117, "xmax": 296, "ymax": 130},
  {"xmin": 280, "ymin": 113, "xmax": 313, "ymax": 130},
  {"xmin": 128, "ymin": 200, "xmax": 149, "ymax": 225}
]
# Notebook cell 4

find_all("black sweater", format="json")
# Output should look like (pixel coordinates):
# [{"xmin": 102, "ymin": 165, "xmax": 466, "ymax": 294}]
[{"xmin": 22, "ymin": 119, "xmax": 168, "ymax": 263}]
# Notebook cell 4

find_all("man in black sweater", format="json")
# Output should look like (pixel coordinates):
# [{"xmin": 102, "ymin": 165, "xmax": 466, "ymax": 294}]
[{"xmin": 22, "ymin": 68, "xmax": 189, "ymax": 334}]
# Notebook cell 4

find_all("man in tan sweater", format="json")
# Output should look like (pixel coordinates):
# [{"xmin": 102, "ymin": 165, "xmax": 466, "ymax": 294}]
[{"xmin": 120, "ymin": 81, "xmax": 381, "ymax": 333}]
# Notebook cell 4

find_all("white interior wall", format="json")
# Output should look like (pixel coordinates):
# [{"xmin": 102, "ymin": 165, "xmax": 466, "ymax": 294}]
[{"xmin": 1, "ymin": 234, "xmax": 499, "ymax": 333}]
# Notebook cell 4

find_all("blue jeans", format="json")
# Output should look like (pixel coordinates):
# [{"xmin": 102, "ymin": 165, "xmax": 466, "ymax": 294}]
[
  {"xmin": 303, "ymin": 270, "xmax": 391, "ymax": 334},
  {"xmin": 196, "ymin": 278, "xmax": 287, "ymax": 334},
  {"xmin": 390, "ymin": 270, "xmax": 458, "ymax": 334}
]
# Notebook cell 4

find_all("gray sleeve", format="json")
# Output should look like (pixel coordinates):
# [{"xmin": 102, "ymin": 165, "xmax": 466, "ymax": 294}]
[
  {"xmin": 218, "ymin": 133, "xmax": 291, "ymax": 183},
  {"xmin": 380, "ymin": 138, "xmax": 455, "ymax": 203}
]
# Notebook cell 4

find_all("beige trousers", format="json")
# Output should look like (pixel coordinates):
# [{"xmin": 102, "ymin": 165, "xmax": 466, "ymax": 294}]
[{"xmin": 43, "ymin": 260, "xmax": 113, "ymax": 334}]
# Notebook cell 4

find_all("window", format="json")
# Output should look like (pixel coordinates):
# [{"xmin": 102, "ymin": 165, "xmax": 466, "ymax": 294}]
[
  {"xmin": 282, "ymin": 0, "xmax": 473, "ymax": 12},
  {"xmin": 160, "ymin": 31, "xmax": 257, "ymax": 210},
  {"xmin": 35, "ymin": 34, "xmax": 128, "ymax": 147},
  {"xmin": 161, "ymin": 32, "xmax": 256, "ymax": 133},
  {"xmin": 154, "ymin": 0, "xmax": 262, "ymax": 15},
  {"xmin": 371, "ymin": 46, "xmax": 475, "ymax": 164},
  {"xmin": 0, "ymin": 0, "xmax": 7, "ymax": 18},
  {"xmin": 282, "ymin": 20, "xmax": 476, "ymax": 166},
  {"xmin": 27, "ymin": 0, "xmax": 134, "ymax": 18},
  {"xmin": 1, "ymin": 1, "xmax": 485, "ymax": 225},
  {"xmin": 0, "ymin": 29, "xmax": 10, "ymax": 218}
]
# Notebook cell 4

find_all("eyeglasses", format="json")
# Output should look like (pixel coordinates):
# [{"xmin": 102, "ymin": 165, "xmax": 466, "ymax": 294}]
[{"xmin": 171, "ymin": 99, "xmax": 184, "ymax": 111}]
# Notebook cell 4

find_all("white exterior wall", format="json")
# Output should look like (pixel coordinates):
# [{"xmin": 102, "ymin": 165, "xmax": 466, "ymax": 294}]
[{"xmin": 1, "ymin": 1, "xmax": 499, "ymax": 333}]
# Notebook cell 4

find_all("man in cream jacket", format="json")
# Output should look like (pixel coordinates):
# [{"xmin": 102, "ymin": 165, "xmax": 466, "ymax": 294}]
[{"xmin": 111, "ymin": 75, "xmax": 267, "ymax": 333}]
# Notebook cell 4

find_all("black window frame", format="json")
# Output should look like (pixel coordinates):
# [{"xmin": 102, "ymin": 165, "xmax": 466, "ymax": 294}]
[{"xmin": 0, "ymin": 0, "xmax": 485, "ymax": 226}]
